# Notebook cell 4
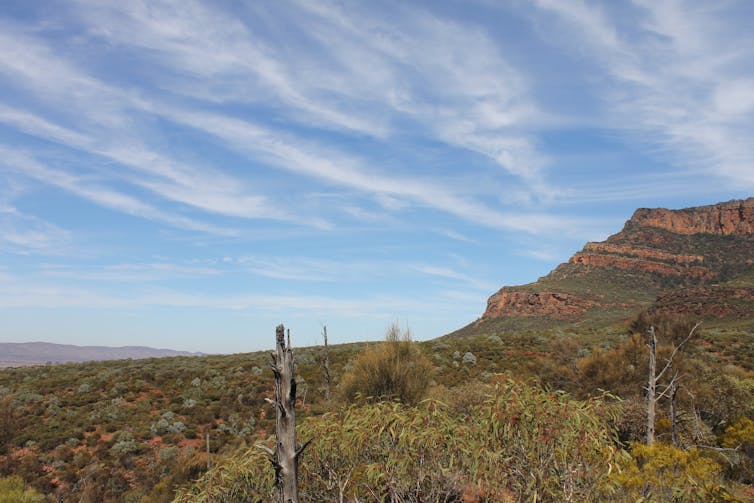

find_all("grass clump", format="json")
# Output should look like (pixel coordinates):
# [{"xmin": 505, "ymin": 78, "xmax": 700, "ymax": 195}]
[{"xmin": 340, "ymin": 323, "xmax": 433, "ymax": 405}]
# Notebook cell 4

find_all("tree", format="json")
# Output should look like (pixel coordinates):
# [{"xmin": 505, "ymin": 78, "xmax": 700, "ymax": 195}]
[{"xmin": 340, "ymin": 323, "xmax": 433, "ymax": 405}]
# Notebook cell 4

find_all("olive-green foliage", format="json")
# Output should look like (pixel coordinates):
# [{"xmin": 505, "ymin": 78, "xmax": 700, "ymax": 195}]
[
  {"xmin": 176, "ymin": 378, "xmax": 625, "ymax": 502},
  {"xmin": 340, "ymin": 324, "xmax": 434, "ymax": 405},
  {"xmin": 0, "ymin": 476, "xmax": 44, "ymax": 503},
  {"xmin": 613, "ymin": 443, "xmax": 730, "ymax": 502},
  {"xmin": 476, "ymin": 379, "xmax": 623, "ymax": 502}
]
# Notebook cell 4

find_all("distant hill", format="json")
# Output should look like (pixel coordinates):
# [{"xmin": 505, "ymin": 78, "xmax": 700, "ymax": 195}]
[
  {"xmin": 0, "ymin": 341, "xmax": 204, "ymax": 367},
  {"xmin": 451, "ymin": 197, "xmax": 754, "ymax": 337}
]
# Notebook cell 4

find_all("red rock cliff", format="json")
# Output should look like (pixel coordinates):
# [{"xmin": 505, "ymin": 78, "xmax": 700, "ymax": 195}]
[
  {"xmin": 627, "ymin": 198, "xmax": 754, "ymax": 235},
  {"xmin": 483, "ymin": 290, "xmax": 600, "ymax": 320}
]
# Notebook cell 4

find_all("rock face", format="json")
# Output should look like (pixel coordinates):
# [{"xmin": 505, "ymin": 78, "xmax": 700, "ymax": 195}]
[
  {"xmin": 481, "ymin": 198, "xmax": 754, "ymax": 325},
  {"xmin": 484, "ymin": 291, "xmax": 601, "ymax": 320},
  {"xmin": 628, "ymin": 198, "xmax": 754, "ymax": 236}
]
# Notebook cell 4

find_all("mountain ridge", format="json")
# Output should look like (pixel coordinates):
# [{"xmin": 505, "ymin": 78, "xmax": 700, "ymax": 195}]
[
  {"xmin": 0, "ymin": 341, "xmax": 204, "ymax": 367},
  {"xmin": 452, "ymin": 197, "xmax": 754, "ymax": 337}
]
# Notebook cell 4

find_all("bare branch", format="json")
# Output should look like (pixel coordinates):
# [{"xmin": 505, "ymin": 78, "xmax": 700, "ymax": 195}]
[
  {"xmin": 255, "ymin": 444, "xmax": 275, "ymax": 457},
  {"xmin": 656, "ymin": 321, "xmax": 702, "ymax": 382},
  {"xmin": 295, "ymin": 438, "xmax": 313, "ymax": 459}
]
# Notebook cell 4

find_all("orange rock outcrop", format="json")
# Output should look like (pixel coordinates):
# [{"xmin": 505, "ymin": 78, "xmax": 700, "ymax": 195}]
[
  {"xmin": 569, "ymin": 252, "xmax": 716, "ymax": 280},
  {"xmin": 581, "ymin": 242, "xmax": 704, "ymax": 264},
  {"xmin": 628, "ymin": 198, "xmax": 754, "ymax": 236},
  {"xmin": 483, "ymin": 290, "xmax": 600, "ymax": 320}
]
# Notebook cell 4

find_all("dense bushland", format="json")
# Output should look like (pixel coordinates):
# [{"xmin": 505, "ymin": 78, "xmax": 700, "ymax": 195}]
[
  {"xmin": 0, "ymin": 315, "xmax": 752, "ymax": 501},
  {"xmin": 177, "ymin": 379, "xmax": 627, "ymax": 502},
  {"xmin": 177, "ymin": 377, "xmax": 739, "ymax": 502}
]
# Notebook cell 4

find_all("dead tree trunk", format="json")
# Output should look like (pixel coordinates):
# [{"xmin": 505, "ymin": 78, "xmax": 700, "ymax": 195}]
[
  {"xmin": 645, "ymin": 321, "xmax": 701, "ymax": 446},
  {"xmin": 646, "ymin": 326, "xmax": 657, "ymax": 446},
  {"xmin": 257, "ymin": 324, "xmax": 309, "ymax": 503},
  {"xmin": 323, "ymin": 325, "xmax": 331, "ymax": 403}
]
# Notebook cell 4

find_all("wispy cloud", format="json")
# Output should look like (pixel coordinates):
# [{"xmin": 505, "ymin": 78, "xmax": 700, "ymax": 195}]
[
  {"xmin": 0, "ymin": 206, "xmax": 70, "ymax": 253},
  {"xmin": 0, "ymin": 270, "xmax": 479, "ymax": 318},
  {"xmin": 0, "ymin": 8, "xmax": 584, "ymax": 236},
  {"xmin": 0, "ymin": 147, "xmax": 239, "ymax": 235},
  {"xmin": 72, "ymin": 0, "xmax": 553, "ymax": 197},
  {"xmin": 157, "ymin": 106, "xmax": 595, "ymax": 235},
  {"xmin": 409, "ymin": 264, "xmax": 495, "ymax": 292},
  {"xmin": 38, "ymin": 262, "xmax": 223, "ymax": 282},
  {"xmin": 533, "ymin": 0, "xmax": 754, "ymax": 188}
]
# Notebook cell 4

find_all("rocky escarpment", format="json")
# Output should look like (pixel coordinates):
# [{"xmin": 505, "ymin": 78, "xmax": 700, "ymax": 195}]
[
  {"xmin": 628, "ymin": 198, "xmax": 754, "ymax": 236},
  {"xmin": 484, "ymin": 291, "xmax": 601, "ymax": 320},
  {"xmin": 480, "ymin": 198, "xmax": 754, "ymax": 325}
]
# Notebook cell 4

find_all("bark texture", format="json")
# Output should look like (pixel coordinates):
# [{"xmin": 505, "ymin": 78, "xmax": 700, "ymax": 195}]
[{"xmin": 257, "ymin": 324, "xmax": 307, "ymax": 503}]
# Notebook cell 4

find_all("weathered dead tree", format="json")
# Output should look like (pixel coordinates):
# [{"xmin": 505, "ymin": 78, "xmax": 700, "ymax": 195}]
[
  {"xmin": 645, "ymin": 321, "xmax": 701, "ymax": 446},
  {"xmin": 646, "ymin": 326, "xmax": 657, "ymax": 446},
  {"xmin": 323, "ymin": 325, "xmax": 331, "ymax": 403},
  {"xmin": 256, "ymin": 324, "xmax": 309, "ymax": 503}
]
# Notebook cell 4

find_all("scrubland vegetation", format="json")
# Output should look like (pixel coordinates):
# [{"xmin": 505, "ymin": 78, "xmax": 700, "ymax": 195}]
[{"xmin": 1, "ymin": 315, "xmax": 753, "ymax": 501}]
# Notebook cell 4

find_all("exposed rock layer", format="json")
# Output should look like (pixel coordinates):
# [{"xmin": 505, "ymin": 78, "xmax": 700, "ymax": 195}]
[{"xmin": 484, "ymin": 291, "xmax": 600, "ymax": 320}]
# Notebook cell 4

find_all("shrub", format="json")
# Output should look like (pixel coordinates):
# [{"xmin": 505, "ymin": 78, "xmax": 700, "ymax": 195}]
[
  {"xmin": 339, "ymin": 324, "xmax": 433, "ymax": 405},
  {"xmin": 0, "ymin": 476, "xmax": 44, "ymax": 503},
  {"xmin": 477, "ymin": 378, "xmax": 623, "ymax": 501},
  {"xmin": 721, "ymin": 417, "xmax": 754, "ymax": 483},
  {"xmin": 613, "ymin": 442, "xmax": 728, "ymax": 502},
  {"xmin": 176, "ymin": 379, "xmax": 626, "ymax": 502}
]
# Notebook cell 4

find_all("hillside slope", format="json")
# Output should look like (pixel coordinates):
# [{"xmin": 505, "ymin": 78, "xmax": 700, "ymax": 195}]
[{"xmin": 452, "ymin": 198, "xmax": 754, "ymax": 337}]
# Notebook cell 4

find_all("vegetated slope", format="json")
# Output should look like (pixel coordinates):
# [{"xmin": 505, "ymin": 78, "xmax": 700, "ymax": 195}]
[
  {"xmin": 0, "ymin": 341, "xmax": 368, "ymax": 502},
  {"xmin": 451, "ymin": 197, "xmax": 754, "ymax": 338},
  {"xmin": 0, "ymin": 342, "xmax": 204, "ymax": 368}
]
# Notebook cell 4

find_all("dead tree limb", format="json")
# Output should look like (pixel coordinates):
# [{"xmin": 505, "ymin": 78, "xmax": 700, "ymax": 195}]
[
  {"xmin": 646, "ymin": 326, "xmax": 657, "ymax": 446},
  {"xmin": 323, "ymin": 325, "xmax": 331, "ymax": 403}
]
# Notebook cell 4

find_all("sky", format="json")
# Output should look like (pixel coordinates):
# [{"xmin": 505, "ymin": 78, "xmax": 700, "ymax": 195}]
[{"xmin": 0, "ymin": 0, "xmax": 753, "ymax": 354}]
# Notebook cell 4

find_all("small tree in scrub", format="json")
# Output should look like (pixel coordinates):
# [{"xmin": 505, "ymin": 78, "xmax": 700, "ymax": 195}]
[{"xmin": 340, "ymin": 323, "xmax": 433, "ymax": 405}]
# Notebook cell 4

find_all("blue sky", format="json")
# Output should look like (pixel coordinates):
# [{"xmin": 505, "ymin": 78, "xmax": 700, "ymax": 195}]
[{"xmin": 1, "ymin": 1, "xmax": 753, "ymax": 353}]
